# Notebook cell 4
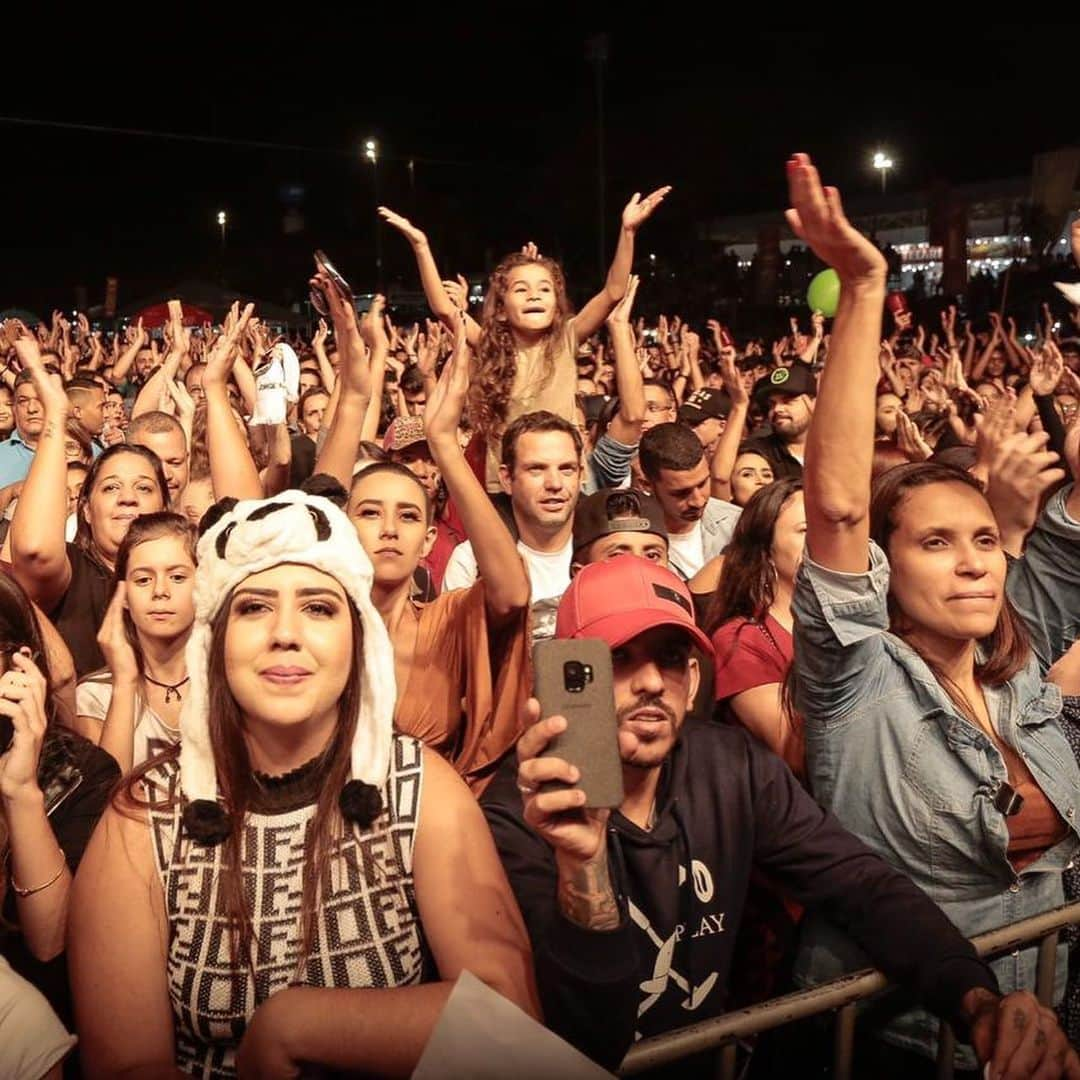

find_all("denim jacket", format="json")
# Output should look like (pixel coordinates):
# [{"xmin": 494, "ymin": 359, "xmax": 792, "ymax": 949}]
[{"xmin": 791, "ymin": 486, "xmax": 1080, "ymax": 1065}]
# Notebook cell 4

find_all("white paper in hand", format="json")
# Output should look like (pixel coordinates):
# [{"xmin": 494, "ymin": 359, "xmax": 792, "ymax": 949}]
[
  {"xmin": 1054, "ymin": 281, "xmax": 1080, "ymax": 307},
  {"xmin": 412, "ymin": 970, "xmax": 615, "ymax": 1080}
]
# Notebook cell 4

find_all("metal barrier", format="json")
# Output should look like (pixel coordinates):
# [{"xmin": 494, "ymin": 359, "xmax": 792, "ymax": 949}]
[{"xmin": 619, "ymin": 901, "xmax": 1080, "ymax": 1079}]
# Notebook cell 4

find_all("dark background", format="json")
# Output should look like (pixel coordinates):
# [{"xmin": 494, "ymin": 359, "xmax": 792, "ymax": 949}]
[{"xmin": 3, "ymin": 24, "xmax": 1075, "ymax": 317}]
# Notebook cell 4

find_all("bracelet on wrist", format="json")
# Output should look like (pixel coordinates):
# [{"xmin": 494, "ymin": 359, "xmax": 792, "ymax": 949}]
[{"xmin": 11, "ymin": 855, "xmax": 67, "ymax": 898}]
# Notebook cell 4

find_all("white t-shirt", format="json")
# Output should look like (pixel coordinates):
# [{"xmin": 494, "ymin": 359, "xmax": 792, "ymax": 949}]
[
  {"xmin": 77, "ymin": 670, "xmax": 181, "ymax": 767},
  {"xmin": 666, "ymin": 520, "xmax": 706, "ymax": 579},
  {"xmin": 442, "ymin": 536, "xmax": 572, "ymax": 643},
  {"xmin": 0, "ymin": 955, "xmax": 75, "ymax": 1080}
]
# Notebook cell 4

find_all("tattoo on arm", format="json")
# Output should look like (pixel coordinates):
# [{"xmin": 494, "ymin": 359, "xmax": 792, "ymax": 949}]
[{"xmin": 558, "ymin": 855, "xmax": 620, "ymax": 931}]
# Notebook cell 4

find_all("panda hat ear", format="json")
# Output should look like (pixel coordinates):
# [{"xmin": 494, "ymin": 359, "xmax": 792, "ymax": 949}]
[{"xmin": 179, "ymin": 490, "xmax": 397, "ymax": 844}]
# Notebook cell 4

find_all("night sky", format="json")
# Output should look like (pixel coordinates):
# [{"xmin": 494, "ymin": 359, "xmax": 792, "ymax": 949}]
[{"xmin": 3, "ymin": 24, "xmax": 1075, "ymax": 318}]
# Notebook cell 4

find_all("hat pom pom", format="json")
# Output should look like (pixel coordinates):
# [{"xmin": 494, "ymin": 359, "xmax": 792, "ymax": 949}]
[
  {"xmin": 182, "ymin": 799, "xmax": 231, "ymax": 845},
  {"xmin": 339, "ymin": 779, "xmax": 382, "ymax": 828}
]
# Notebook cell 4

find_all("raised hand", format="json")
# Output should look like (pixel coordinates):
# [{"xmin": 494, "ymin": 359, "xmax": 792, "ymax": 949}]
[
  {"xmin": 718, "ymin": 339, "xmax": 748, "ymax": 408},
  {"xmin": 606, "ymin": 274, "xmax": 640, "ymax": 328},
  {"xmin": 0, "ymin": 651, "xmax": 50, "ymax": 801},
  {"xmin": 1029, "ymin": 342, "xmax": 1065, "ymax": 396},
  {"xmin": 441, "ymin": 273, "xmax": 470, "ymax": 312},
  {"xmin": 204, "ymin": 302, "xmax": 255, "ymax": 388},
  {"xmin": 785, "ymin": 154, "xmax": 886, "ymax": 284},
  {"xmin": 97, "ymin": 583, "xmax": 140, "ymax": 686},
  {"xmin": 424, "ymin": 311, "xmax": 470, "ymax": 447},
  {"xmin": 313, "ymin": 318, "xmax": 329, "ymax": 351},
  {"xmin": 13, "ymin": 331, "xmax": 67, "ymax": 416},
  {"xmin": 895, "ymin": 410, "xmax": 932, "ymax": 462},
  {"xmin": 520, "ymin": 241, "xmax": 541, "ymax": 261},
  {"xmin": 621, "ymin": 186, "xmax": 672, "ymax": 233},
  {"xmin": 376, "ymin": 206, "xmax": 427, "ymax": 247},
  {"xmin": 416, "ymin": 320, "xmax": 442, "ymax": 380}
]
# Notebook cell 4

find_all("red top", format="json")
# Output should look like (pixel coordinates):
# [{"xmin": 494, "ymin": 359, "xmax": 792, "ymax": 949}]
[{"xmin": 712, "ymin": 615, "xmax": 793, "ymax": 702}]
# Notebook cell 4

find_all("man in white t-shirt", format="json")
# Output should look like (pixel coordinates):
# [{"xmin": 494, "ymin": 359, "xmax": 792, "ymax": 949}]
[
  {"xmin": 638, "ymin": 421, "xmax": 741, "ymax": 580},
  {"xmin": 443, "ymin": 410, "xmax": 582, "ymax": 642}
]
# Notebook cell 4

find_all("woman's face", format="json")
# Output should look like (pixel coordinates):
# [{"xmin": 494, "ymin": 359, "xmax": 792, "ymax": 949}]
[
  {"xmin": 124, "ymin": 535, "xmax": 195, "ymax": 641},
  {"xmin": 0, "ymin": 388, "xmax": 13, "ymax": 432},
  {"xmin": 886, "ymin": 482, "xmax": 1006, "ymax": 643},
  {"xmin": 875, "ymin": 393, "xmax": 902, "ymax": 437},
  {"xmin": 224, "ymin": 564, "xmax": 353, "ymax": 739},
  {"xmin": 347, "ymin": 471, "xmax": 435, "ymax": 588},
  {"xmin": 730, "ymin": 453, "xmax": 775, "ymax": 507},
  {"xmin": 84, "ymin": 452, "xmax": 165, "ymax": 562},
  {"xmin": 986, "ymin": 350, "xmax": 1006, "ymax": 378},
  {"xmin": 770, "ymin": 491, "xmax": 806, "ymax": 586}
]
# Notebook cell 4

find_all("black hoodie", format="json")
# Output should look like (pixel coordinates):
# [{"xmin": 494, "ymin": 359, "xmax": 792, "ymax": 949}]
[{"xmin": 481, "ymin": 720, "xmax": 998, "ymax": 1071}]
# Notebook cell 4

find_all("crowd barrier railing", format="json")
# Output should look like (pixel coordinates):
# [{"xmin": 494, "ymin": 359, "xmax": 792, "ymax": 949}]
[{"xmin": 619, "ymin": 901, "xmax": 1080, "ymax": 1079}]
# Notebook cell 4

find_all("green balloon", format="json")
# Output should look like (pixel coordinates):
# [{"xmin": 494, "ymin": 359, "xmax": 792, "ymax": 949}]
[{"xmin": 806, "ymin": 269, "xmax": 841, "ymax": 318}]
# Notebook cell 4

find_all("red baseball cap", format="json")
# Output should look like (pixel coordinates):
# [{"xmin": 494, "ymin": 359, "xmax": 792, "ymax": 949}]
[{"xmin": 556, "ymin": 556, "xmax": 715, "ymax": 657}]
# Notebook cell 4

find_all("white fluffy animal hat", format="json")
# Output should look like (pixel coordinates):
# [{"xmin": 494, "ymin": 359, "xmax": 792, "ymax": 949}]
[{"xmin": 179, "ymin": 489, "xmax": 396, "ymax": 843}]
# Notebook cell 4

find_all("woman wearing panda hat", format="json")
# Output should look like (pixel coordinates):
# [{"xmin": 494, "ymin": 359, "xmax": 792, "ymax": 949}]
[{"xmin": 67, "ymin": 487, "xmax": 539, "ymax": 1077}]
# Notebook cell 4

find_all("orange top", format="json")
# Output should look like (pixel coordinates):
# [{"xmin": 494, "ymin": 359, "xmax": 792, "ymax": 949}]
[{"xmin": 393, "ymin": 580, "xmax": 530, "ymax": 794}]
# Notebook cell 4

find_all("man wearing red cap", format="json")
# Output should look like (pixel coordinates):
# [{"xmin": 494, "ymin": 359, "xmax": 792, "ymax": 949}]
[{"xmin": 482, "ymin": 555, "xmax": 1060, "ymax": 1072}]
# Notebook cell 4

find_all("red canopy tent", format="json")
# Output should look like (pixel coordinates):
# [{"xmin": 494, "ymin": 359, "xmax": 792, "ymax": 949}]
[{"xmin": 132, "ymin": 301, "xmax": 215, "ymax": 329}]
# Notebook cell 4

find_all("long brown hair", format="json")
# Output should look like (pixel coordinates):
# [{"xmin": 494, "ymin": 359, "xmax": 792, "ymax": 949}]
[
  {"xmin": 869, "ymin": 462, "xmax": 1031, "ymax": 707},
  {"xmin": 468, "ymin": 253, "xmax": 573, "ymax": 439},
  {"xmin": 0, "ymin": 573, "xmax": 56, "ymax": 906},
  {"xmin": 123, "ymin": 583, "xmax": 367, "ymax": 978},
  {"xmin": 705, "ymin": 479, "xmax": 803, "ymax": 637}
]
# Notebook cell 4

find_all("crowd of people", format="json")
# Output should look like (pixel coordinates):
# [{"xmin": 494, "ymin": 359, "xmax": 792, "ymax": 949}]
[{"xmin": 4, "ymin": 154, "xmax": 1080, "ymax": 1078}]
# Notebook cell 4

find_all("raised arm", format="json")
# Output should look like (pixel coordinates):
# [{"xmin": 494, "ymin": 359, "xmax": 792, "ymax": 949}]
[
  {"xmin": 9, "ymin": 335, "xmax": 73, "ymax": 610},
  {"xmin": 970, "ymin": 314, "xmax": 1003, "ymax": 383},
  {"xmin": 604, "ymin": 275, "xmax": 646, "ymax": 445},
  {"xmin": 133, "ymin": 302, "xmax": 189, "ymax": 420},
  {"xmin": 109, "ymin": 318, "xmax": 147, "ymax": 386},
  {"xmin": 204, "ymin": 302, "xmax": 261, "ymax": 501},
  {"xmin": 425, "ymin": 313, "xmax": 529, "ymax": 625},
  {"xmin": 94, "ymin": 584, "xmax": 141, "ymax": 773},
  {"xmin": 378, "ymin": 207, "xmax": 482, "ymax": 346},
  {"xmin": 313, "ymin": 277, "xmax": 375, "ymax": 488},
  {"xmin": 573, "ymin": 186, "xmax": 671, "ymax": 341},
  {"xmin": 709, "ymin": 341, "xmax": 751, "ymax": 502},
  {"xmin": 787, "ymin": 154, "xmax": 887, "ymax": 574},
  {"xmin": 311, "ymin": 319, "xmax": 337, "ymax": 393}
]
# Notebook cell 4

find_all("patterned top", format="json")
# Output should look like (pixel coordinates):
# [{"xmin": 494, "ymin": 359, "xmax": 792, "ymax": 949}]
[{"xmin": 145, "ymin": 736, "xmax": 426, "ymax": 1078}]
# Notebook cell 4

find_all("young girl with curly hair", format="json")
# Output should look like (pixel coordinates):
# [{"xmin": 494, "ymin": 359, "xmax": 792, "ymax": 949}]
[{"xmin": 379, "ymin": 188, "xmax": 670, "ymax": 489}]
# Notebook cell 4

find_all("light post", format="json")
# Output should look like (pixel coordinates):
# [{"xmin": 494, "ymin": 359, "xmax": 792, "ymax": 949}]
[
  {"xmin": 365, "ymin": 139, "xmax": 381, "ymax": 285},
  {"xmin": 873, "ymin": 151, "xmax": 894, "ymax": 194},
  {"xmin": 217, "ymin": 210, "xmax": 227, "ymax": 250}
]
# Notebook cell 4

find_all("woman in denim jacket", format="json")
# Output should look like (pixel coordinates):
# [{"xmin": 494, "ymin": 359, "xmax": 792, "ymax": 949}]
[{"xmin": 784, "ymin": 154, "xmax": 1080, "ymax": 1076}]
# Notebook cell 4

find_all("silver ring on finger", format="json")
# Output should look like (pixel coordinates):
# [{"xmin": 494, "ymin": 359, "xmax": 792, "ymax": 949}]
[{"xmin": 517, "ymin": 781, "xmax": 537, "ymax": 797}]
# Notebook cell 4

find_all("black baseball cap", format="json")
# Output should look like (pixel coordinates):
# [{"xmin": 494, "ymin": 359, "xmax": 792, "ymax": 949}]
[
  {"xmin": 678, "ymin": 388, "xmax": 731, "ymax": 425},
  {"xmin": 752, "ymin": 363, "xmax": 817, "ymax": 407},
  {"xmin": 572, "ymin": 487, "xmax": 668, "ymax": 558}
]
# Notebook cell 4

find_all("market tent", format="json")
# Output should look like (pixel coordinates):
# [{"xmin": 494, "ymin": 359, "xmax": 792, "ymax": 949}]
[
  {"xmin": 130, "ymin": 301, "xmax": 214, "ymax": 329},
  {"xmin": 117, "ymin": 280, "xmax": 298, "ymax": 327}
]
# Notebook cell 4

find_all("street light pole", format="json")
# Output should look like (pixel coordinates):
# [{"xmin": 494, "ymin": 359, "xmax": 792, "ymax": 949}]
[
  {"xmin": 217, "ymin": 210, "xmax": 227, "ymax": 250},
  {"xmin": 873, "ymin": 151, "xmax": 894, "ymax": 194},
  {"xmin": 365, "ymin": 139, "xmax": 381, "ymax": 287}
]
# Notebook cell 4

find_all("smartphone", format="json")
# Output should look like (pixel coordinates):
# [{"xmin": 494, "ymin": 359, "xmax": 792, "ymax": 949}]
[{"xmin": 533, "ymin": 639, "xmax": 624, "ymax": 809}]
